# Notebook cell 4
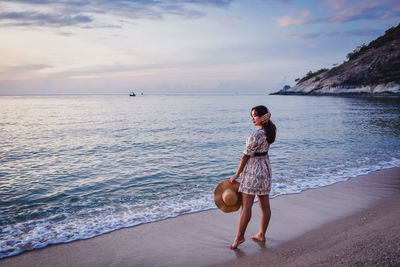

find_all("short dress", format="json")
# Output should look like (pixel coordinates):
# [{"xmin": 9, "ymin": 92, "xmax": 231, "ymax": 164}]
[{"xmin": 239, "ymin": 129, "xmax": 272, "ymax": 195}]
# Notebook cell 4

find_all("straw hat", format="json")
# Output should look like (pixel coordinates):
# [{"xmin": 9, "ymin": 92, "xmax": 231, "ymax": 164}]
[{"xmin": 214, "ymin": 180, "xmax": 242, "ymax": 212}]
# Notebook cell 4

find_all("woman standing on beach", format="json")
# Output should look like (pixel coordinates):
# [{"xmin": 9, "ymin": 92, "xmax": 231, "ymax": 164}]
[{"xmin": 229, "ymin": 105, "xmax": 276, "ymax": 249}]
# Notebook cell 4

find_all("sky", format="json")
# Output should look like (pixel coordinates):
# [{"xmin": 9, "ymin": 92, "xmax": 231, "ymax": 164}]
[{"xmin": 0, "ymin": 0, "xmax": 399, "ymax": 95}]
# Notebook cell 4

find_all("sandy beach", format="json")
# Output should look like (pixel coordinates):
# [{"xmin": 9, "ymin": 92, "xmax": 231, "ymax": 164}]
[
  {"xmin": 1, "ymin": 167, "xmax": 399, "ymax": 267},
  {"xmin": 214, "ymin": 196, "xmax": 400, "ymax": 267}
]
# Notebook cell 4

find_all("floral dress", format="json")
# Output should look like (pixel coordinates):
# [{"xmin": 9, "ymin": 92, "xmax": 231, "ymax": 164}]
[{"xmin": 239, "ymin": 129, "xmax": 272, "ymax": 195}]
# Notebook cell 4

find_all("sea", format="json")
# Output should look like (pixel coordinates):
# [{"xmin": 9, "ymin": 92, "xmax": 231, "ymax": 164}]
[{"xmin": 1, "ymin": 94, "xmax": 399, "ymax": 258}]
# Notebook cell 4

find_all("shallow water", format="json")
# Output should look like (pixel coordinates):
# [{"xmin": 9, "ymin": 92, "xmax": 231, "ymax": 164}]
[{"xmin": 1, "ymin": 94, "xmax": 399, "ymax": 258}]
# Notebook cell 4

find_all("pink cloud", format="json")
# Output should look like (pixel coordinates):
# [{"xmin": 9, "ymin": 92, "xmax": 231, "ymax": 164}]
[
  {"xmin": 326, "ymin": 0, "xmax": 348, "ymax": 10},
  {"xmin": 301, "ymin": 9, "xmax": 311, "ymax": 17},
  {"xmin": 276, "ymin": 15, "xmax": 308, "ymax": 26},
  {"xmin": 276, "ymin": 0, "xmax": 398, "ymax": 27},
  {"xmin": 329, "ymin": 1, "xmax": 388, "ymax": 23},
  {"xmin": 276, "ymin": 9, "xmax": 311, "ymax": 27}
]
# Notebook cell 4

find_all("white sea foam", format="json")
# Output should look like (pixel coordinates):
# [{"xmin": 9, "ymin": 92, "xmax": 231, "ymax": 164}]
[
  {"xmin": 0, "ymin": 193, "xmax": 216, "ymax": 258},
  {"xmin": 270, "ymin": 157, "xmax": 400, "ymax": 198}
]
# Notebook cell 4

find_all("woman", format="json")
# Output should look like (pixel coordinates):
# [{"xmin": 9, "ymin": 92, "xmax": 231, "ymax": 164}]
[{"xmin": 229, "ymin": 105, "xmax": 276, "ymax": 249}]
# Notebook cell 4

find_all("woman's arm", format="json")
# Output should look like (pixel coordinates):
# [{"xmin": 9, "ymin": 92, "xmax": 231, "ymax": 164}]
[
  {"xmin": 229, "ymin": 154, "xmax": 251, "ymax": 183},
  {"xmin": 260, "ymin": 112, "xmax": 271, "ymax": 124}
]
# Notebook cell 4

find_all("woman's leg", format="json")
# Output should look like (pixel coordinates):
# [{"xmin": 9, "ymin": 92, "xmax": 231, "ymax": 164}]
[
  {"xmin": 251, "ymin": 194, "xmax": 271, "ymax": 242},
  {"xmin": 230, "ymin": 193, "xmax": 255, "ymax": 249}
]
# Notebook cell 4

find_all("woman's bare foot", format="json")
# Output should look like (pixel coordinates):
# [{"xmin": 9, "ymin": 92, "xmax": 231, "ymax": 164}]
[
  {"xmin": 250, "ymin": 233, "xmax": 265, "ymax": 242},
  {"xmin": 230, "ymin": 237, "xmax": 245, "ymax": 249}
]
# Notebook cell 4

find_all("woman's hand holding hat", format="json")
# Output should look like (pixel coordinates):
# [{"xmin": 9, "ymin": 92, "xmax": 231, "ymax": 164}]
[{"xmin": 229, "ymin": 173, "xmax": 239, "ymax": 183}]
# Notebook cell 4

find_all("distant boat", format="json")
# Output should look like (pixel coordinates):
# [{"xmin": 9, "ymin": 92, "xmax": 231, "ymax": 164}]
[{"xmin": 129, "ymin": 91, "xmax": 136, "ymax": 96}]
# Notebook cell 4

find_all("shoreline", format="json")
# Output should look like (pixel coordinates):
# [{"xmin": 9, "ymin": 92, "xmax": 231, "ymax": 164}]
[{"xmin": 1, "ymin": 167, "xmax": 399, "ymax": 266}]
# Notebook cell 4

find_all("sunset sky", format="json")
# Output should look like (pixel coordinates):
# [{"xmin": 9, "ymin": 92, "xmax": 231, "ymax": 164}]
[{"xmin": 0, "ymin": 0, "xmax": 399, "ymax": 95}]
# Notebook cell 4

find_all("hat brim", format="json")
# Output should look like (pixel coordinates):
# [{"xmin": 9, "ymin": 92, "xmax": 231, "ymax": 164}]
[{"xmin": 214, "ymin": 180, "xmax": 242, "ymax": 213}]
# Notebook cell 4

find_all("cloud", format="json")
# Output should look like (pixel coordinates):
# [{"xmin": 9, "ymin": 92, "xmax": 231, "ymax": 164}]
[
  {"xmin": 301, "ymin": 9, "xmax": 311, "ymax": 17},
  {"xmin": 326, "ymin": 28, "xmax": 385, "ymax": 37},
  {"xmin": 0, "ymin": 0, "xmax": 233, "ymax": 28},
  {"xmin": 281, "ymin": 32, "xmax": 322, "ymax": 39},
  {"xmin": 0, "ymin": 64, "xmax": 53, "ymax": 80},
  {"xmin": 275, "ymin": 8, "xmax": 311, "ymax": 26},
  {"xmin": 276, "ymin": 0, "xmax": 399, "ymax": 27},
  {"xmin": 175, "ymin": 0, "xmax": 233, "ymax": 7},
  {"xmin": 0, "ymin": 64, "xmax": 52, "ymax": 71},
  {"xmin": 325, "ymin": 0, "xmax": 348, "ymax": 10},
  {"xmin": 330, "ymin": 3, "xmax": 387, "ymax": 24},
  {"xmin": 223, "ymin": 16, "xmax": 242, "ymax": 21},
  {"xmin": 0, "ymin": 11, "xmax": 92, "ymax": 27},
  {"xmin": 276, "ymin": 16, "xmax": 308, "ymax": 26}
]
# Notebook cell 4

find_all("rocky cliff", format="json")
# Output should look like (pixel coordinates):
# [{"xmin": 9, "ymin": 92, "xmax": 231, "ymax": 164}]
[{"xmin": 272, "ymin": 24, "xmax": 400, "ymax": 96}]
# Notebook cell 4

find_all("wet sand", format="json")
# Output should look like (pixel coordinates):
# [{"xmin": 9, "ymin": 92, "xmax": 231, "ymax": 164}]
[
  {"xmin": 1, "ymin": 167, "xmax": 399, "ymax": 267},
  {"xmin": 214, "ymin": 194, "xmax": 400, "ymax": 267}
]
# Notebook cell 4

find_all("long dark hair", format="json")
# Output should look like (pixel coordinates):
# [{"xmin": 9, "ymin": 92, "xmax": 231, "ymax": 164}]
[{"xmin": 251, "ymin": 105, "xmax": 276, "ymax": 144}]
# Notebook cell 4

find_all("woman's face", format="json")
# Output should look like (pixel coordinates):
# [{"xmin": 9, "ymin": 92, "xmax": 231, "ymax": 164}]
[{"xmin": 251, "ymin": 110, "xmax": 261, "ymax": 126}]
